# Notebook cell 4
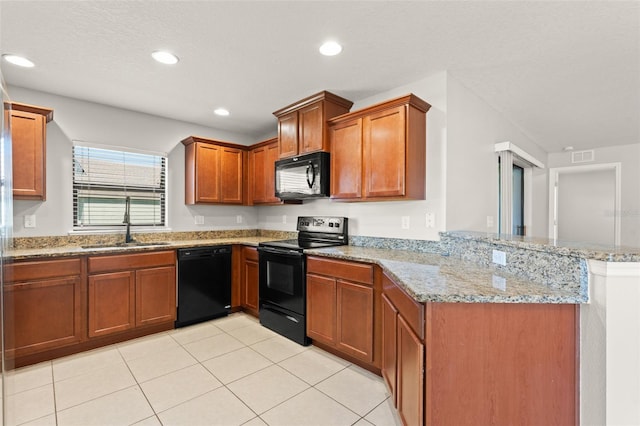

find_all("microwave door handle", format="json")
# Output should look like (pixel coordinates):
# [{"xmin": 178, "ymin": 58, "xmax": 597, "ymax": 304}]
[{"xmin": 306, "ymin": 163, "xmax": 316, "ymax": 188}]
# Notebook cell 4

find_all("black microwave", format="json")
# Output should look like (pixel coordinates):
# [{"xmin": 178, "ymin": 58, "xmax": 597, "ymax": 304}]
[{"xmin": 275, "ymin": 151, "xmax": 330, "ymax": 200}]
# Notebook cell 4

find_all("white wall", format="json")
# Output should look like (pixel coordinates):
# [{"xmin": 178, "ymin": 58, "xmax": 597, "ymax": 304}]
[
  {"xmin": 557, "ymin": 169, "xmax": 616, "ymax": 246},
  {"xmin": 258, "ymin": 72, "xmax": 448, "ymax": 240},
  {"xmin": 445, "ymin": 75, "xmax": 548, "ymax": 236},
  {"xmin": 548, "ymin": 144, "xmax": 640, "ymax": 248},
  {"xmin": 9, "ymin": 85, "xmax": 259, "ymax": 237}
]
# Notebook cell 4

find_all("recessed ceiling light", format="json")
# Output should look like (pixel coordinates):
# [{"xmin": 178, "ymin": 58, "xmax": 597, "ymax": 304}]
[
  {"xmin": 151, "ymin": 50, "xmax": 179, "ymax": 65},
  {"xmin": 319, "ymin": 41, "xmax": 343, "ymax": 56},
  {"xmin": 2, "ymin": 54, "xmax": 35, "ymax": 68},
  {"xmin": 214, "ymin": 108, "xmax": 230, "ymax": 116},
  {"xmin": 563, "ymin": 146, "xmax": 574, "ymax": 152}
]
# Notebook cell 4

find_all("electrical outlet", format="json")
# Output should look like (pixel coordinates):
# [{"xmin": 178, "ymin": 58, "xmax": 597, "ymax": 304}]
[
  {"xmin": 487, "ymin": 216, "xmax": 494, "ymax": 228},
  {"xmin": 236, "ymin": 215, "xmax": 243, "ymax": 224},
  {"xmin": 492, "ymin": 275, "xmax": 506, "ymax": 291},
  {"xmin": 401, "ymin": 216, "xmax": 410, "ymax": 229},
  {"xmin": 492, "ymin": 249, "xmax": 507, "ymax": 266},
  {"xmin": 425, "ymin": 212, "xmax": 435, "ymax": 228},
  {"xmin": 194, "ymin": 215, "xmax": 204, "ymax": 225},
  {"xmin": 282, "ymin": 215, "xmax": 287, "ymax": 224},
  {"xmin": 24, "ymin": 215, "xmax": 36, "ymax": 228}
]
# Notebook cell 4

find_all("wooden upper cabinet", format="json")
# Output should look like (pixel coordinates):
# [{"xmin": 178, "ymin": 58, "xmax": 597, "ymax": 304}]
[
  {"xmin": 330, "ymin": 118, "xmax": 363, "ymax": 199},
  {"xmin": 9, "ymin": 102, "xmax": 53, "ymax": 200},
  {"xmin": 329, "ymin": 94, "xmax": 431, "ymax": 201},
  {"xmin": 273, "ymin": 91, "xmax": 353, "ymax": 159},
  {"xmin": 277, "ymin": 111, "xmax": 299, "ymax": 159},
  {"xmin": 248, "ymin": 138, "xmax": 281, "ymax": 205},
  {"xmin": 364, "ymin": 105, "xmax": 407, "ymax": 198},
  {"xmin": 182, "ymin": 136, "xmax": 246, "ymax": 205},
  {"xmin": 220, "ymin": 146, "xmax": 244, "ymax": 204}
]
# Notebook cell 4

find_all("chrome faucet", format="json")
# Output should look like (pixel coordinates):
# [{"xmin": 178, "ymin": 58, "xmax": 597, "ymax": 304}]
[{"xmin": 123, "ymin": 196, "xmax": 134, "ymax": 243}]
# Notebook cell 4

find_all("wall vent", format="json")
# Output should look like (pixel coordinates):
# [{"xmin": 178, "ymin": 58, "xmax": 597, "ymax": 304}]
[{"xmin": 571, "ymin": 150, "xmax": 595, "ymax": 163}]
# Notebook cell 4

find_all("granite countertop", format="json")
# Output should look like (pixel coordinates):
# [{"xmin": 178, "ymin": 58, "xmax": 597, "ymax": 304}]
[
  {"xmin": 5, "ymin": 237, "xmax": 276, "ymax": 260},
  {"xmin": 7, "ymin": 233, "xmax": 586, "ymax": 305},
  {"xmin": 443, "ymin": 231, "xmax": 640, "ymax": 262},
  {"xmin": 305, "ymin": 246, "xmax": 585, "ymax": 304}
]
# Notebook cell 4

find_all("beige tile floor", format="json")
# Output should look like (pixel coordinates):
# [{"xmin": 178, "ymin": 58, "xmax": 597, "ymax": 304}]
[{"xmin": 2, "ymin": 313, "xmax": 402, "ymax": 426}]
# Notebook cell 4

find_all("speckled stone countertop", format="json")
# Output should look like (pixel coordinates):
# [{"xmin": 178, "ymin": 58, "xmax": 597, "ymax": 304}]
[
  {"xmin": 305, "ymin": 246, "xmax": 585, "ymax": 304},
  {"xmin": 443, "ymin": 231, "xmax": 640, "ymax": 262},
  {"xmin": 5, "ymin": 229, "xmax": 300, "ymax": 260},
  {"xmin": 4, "ymin": 237, "xmax": 279, "ymax": 260}
]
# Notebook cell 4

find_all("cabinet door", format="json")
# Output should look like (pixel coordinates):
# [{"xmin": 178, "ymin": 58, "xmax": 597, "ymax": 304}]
[
  {"xmin": 195, "ymin": 143, "xmax": 220, "ymax": 203},
  {"xmin": 397, "ymin": 315, "xmax": 424, "ymax": 426},
  {"xmin": 135, "ymin": 266, "xmax": 176, "ymax": 327},
  {"xmin": 363, "ymin": 105, "xmax": 406, "ymax": 198},
  {"xmin": 381, "ymin": 293, "xmax": 398, "ymax": 404},
  {"xmin": 242, "ymin": 255, "xmax": 259, "ymax": 316},
  {"xmin": 250, "ymin": 146, "xmax": 267, "ymax": 203},
  {"xmin": 278, "ymin": 111, "xmax": 299, "ymax": 158},
  {"xmin": 299, "ymin": 101, "xmax": 324, "ymax": 154},
  {"xmin": 265, "ymin": 141, "xmax": 280, "ymax": 203},
  {"xmin": 306, "ymin": 274, "xmax": 337, "ymax": 345},
  {"xmin": 330, "ymin": 118, "xmax": 362, "ymax": 199},
  {"xmin": 4, "ymin": 277, "xmax": 83, "ymax": 358},
  {"xmin": 336, "ymin": 280, "xmax": 374, "ymax": 362},
  {"xmin": 220, "ymin": 147, "xmax": 244, "ymax": 204},
  {"xmin": 11, "ymin": 110, "xmax": 45, "ymax": 200},
  {"xmin": 88, "ymin": 271, "xmax": 135, "ymax": 337}
]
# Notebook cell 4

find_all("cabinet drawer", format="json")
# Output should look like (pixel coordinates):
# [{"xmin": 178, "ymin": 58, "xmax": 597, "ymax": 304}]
[
  {"xmin": 88, "ymin": 250, "xmax": 175, "ymax": 273},
  {"xmin": 243, "ymin": 246, "xmax": 258, "ymax": 261},
  {"xmin": 382, "ymin": 272, "xmax": 424, "ymax": 340},
  {"xmin": 4, "ymin": 258, "xmax": 82, "ymax": 282},
  {"xmin": 307, "ymin": 256, "xmax": 373, "ymax": 285}
]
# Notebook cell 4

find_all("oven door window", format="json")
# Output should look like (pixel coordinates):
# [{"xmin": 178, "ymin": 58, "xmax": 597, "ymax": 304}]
[
  {"xmin": 266, "ymin": 262, "xmax": 295, "ymax": 295},
  {"xmin": 259, "ymin": 250, "xmax": 305, "ymax": 314}
]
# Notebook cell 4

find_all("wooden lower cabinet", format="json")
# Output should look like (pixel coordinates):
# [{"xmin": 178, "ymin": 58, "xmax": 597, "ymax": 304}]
[
  {"xmin": 381, "ymin": 276, "xmax": 425, "ymax": 426},
  {"xmin": 241, "ymin": 246, "xmax": 259, "ymax": 316},
  {"xmin": 397, "ymin": 315, "xmax": 424, "ymax": 426},
  {"xmin": 3, "ymin": 257, "xmax": 84, "ymax": 360},
  {"xmin": 88, "ymin": 251, "xmax": 176, "ymax": 338},
  {"xmin": 382, "ymin": 271, "xmax": 578, "ymax": 426},
  {"xmin": 306, "ymin": 256, "xmax": 376, "ymax": 366},
  {"xmin": 88, "ymin": 271, "xmax": 135, "ymax": 337},
  {"xmin": 381, "ymin": 294, "xmax": 398, "ymax": 402},
  {"xmin": 306, "ymin": 274, "xmax": 337, "ymax": 344},
  {"xmin": 136, "ymin": 266, "xmax": 177, "ymax": 327},
  {"xmin": 336, "ymin": 280, "xmax": 374, "ymax": 362}
]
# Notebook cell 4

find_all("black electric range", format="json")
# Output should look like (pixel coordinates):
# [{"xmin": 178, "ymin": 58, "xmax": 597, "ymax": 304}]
[{"xmin": 258, "ymin": 216, "xmax": 348, "ymax": 345}]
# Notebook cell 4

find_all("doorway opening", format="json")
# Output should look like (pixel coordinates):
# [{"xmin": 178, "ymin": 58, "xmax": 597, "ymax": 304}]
[{"xmin": 548, "ymin": 163, "xmax": 621, "ymax": 246}]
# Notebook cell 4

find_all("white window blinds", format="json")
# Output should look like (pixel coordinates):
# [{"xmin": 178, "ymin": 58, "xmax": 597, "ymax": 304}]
[{"xmin": 72, "ymin": 144, "xmax": 166, "ymax": 228}]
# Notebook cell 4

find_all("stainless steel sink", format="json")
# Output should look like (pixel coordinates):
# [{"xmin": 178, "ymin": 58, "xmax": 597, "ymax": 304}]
[{"xmin": 81, "ymin": 241, "xmax": 171, "ymax": 249}]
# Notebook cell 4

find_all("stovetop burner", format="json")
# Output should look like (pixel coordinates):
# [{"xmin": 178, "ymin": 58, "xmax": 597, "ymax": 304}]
[{"xmin": 260, "ymin": 216, "xmax": 348, "ymax": 252}]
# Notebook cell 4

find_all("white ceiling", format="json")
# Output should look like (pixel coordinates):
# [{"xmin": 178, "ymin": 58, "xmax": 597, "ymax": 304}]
[{"xmin": 1, "ymin": 1, "xmax": 638, "ymax": 153}]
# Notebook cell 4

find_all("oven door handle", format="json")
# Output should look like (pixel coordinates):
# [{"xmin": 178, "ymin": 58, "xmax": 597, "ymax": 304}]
[{"xmin": 258, "ymin": 247, "xmax": 304, "ymax": 257}]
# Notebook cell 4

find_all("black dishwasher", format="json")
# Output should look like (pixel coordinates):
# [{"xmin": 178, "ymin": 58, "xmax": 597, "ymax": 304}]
[{"xmin": 176, "ymin": 246, "xmax": 231, "ymax": 328}]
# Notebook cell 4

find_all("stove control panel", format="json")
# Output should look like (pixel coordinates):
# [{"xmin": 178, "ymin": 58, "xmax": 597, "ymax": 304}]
[{"xmin": 297, "ymin": 216, "xmax": 348, "ymax": 235}]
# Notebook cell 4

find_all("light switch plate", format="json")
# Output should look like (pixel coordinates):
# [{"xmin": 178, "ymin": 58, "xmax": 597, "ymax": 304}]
[
  {"xmin": 236, "ymin": 215, "xmax": 243, "ymax": 224},
  {"xmin": 24, "ymin": 215, "xmax": 36, "ymax": 228},
  {"xmin": 401, "ymin": 216, "xmax": 410, "ymax": 229}
]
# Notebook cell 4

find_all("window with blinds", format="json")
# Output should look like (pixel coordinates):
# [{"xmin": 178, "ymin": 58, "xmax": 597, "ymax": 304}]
[{"xmin": 72, "ymin": 144, "xmax": 166, "ymax": 229}]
